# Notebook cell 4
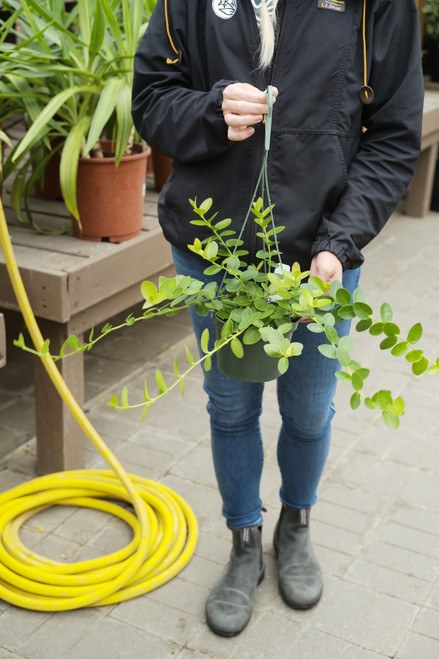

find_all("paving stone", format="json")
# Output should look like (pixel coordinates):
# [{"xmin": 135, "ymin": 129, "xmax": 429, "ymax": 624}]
[
  {"xmin": 349, "ymin": 594, "xmax": 418, "ymax": 656},
  {"xmin": 63, "ymin": 617, "xmax": 145, "ymax": 659},
  {"xmin": 377, "ymin": 521, "xmax": 439, "ymax": 560},
  {"xmin": 121, "ymin": 633, "xmax": 182, "ymax": 658},
  {"xmin": 16, "ymin": 609, "xmax": 101, "ymax": 659},
  {"xmin": 412, "ymin": 607, "xmax": 439, "ymax": 641},
  {"xmin": 319, "ymin": 483, "xmax": 384, "ymax": 516},
  {"xmin": 109, "ymin": 596, "xmax": 202, "ymax": 646},
  {"xmin": 311, "ymin": 520, "xmax": 365, "ymax": 556},
  {"xmin": 231, "ymin": 612, "xmax": 301, "ymax": 658},
  {"xmin": 387, "ymin": 502, "xmax": 439, "ymax": 537},
  {"xmin": 341, "ymin": 646, "xmax": 387, "ymax": 658},
  {"xmin": 396, "ymin": 631, "xmax": 439, "ymax": 658},
  {"xmin": 312, "ymin": 500, "xmax": 375, "ymax": 536},
  {"xmin": 359, "ymin": 538, "xmax": 439, "ymax": 582},
  {"xmin": 345, "ymin": 559, "xmax": 431, "ymax": 605},
  {"xmin": 282, "ymin": 628, "xmax": 349, "ymax": 659},
  {"xmin": 313, "ymin": 581, "xmax": 377, "ymax": 641},
  {"xmin": 426, "ymin": 579, "xmax": 439, "ymax": 610},
  {"xmin": 0, "ymin": 608, "xmax": 53, "ymax": 652}
]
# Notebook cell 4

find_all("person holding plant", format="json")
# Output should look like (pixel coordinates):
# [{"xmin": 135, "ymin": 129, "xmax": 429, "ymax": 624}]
[{"xmin": 132, "ymin": 0, "xmax": 423, "ymax": 637}]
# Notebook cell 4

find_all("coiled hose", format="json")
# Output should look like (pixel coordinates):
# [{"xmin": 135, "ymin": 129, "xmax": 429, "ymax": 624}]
[{"xmin": 0, "ymin": 197, "xmax": 198, "ymax": 611}]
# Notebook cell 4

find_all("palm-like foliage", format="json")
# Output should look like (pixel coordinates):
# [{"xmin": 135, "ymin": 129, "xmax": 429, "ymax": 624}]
[{"xmin": 0, "ymin": 0, "xmax": 155, "ymax": 222}]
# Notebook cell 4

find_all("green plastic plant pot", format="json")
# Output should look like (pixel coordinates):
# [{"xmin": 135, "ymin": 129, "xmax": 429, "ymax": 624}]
[{"xmin": 214, "ymin": 316, "xmax": 298, "ymax": 383}]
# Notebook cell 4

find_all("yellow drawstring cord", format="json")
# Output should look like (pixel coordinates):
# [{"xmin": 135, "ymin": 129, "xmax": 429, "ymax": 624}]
[
  {"xmin": 164, "ymin": 0, "xmax": 181, "ymax": 65},
  {"xmin": 360, "ymin": 0, "xmax": 374, "ymax": 105},
  {"xmin": 0, "ymin": 196, "xmax": 198, "ymax": 611}
]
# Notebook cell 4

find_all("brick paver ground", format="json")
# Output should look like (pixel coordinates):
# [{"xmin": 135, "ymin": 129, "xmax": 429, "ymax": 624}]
[{"xmin": 0, "ymin": 208, "xmax": 439, "ymax": 658}]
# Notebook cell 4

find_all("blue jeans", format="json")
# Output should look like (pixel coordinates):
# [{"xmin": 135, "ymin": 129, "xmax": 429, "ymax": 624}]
[{"xmin": 172, "ymin": 246, "xmax": 361, "ymax": 529}]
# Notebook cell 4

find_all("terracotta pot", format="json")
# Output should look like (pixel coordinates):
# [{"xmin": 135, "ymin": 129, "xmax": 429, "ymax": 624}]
[
  {"xmin": 73, "ymin": 141, "xmax": 149, "ymax": 242},
  {"xmin": 151, "ymin": 148, "xmax": 173, "ymax": 192}
]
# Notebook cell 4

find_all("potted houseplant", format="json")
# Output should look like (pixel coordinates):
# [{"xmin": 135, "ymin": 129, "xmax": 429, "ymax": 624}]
[
  {"xmin": 16, "ymin": 194, "xmax": 439, "ymax": 430},
  {"xmin": 0, "ymin": 0, "xmax": 156, "ymax": 241}
]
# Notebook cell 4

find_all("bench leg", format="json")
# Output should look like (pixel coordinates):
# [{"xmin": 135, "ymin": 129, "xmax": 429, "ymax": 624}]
[
  {"xmin": 34, "ymin": 319, "xmax": 84, "ymax": 475},
  {"xmin": 406, "ymin": 144, "xmax": 438, "ymax": 218}
]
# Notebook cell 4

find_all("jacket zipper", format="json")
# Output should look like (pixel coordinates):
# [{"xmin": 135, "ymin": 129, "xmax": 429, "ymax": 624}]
[{"xmin": 248, "ymin": 0, "xmax": 289, "ymax": 264}]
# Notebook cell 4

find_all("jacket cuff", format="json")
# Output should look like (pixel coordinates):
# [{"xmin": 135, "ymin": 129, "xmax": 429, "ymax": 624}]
[{"xmin": 310, "ymin": 216, "xmax": 364, "ymax": 270}]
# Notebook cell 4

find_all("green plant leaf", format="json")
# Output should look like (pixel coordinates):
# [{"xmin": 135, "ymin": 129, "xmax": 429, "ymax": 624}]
[
  {"xmin": 383, "ymin": 322, "xmax": 400, "ymax": 337},
  {"xmin": 90, "ymin": 0, "xmax": 106, "ymax": 54},
  {"xmin": 121, "ymin": 386, "xmax": 129, "ymax": 408},
  {"xmin": 336, "ymin": 288, "xmax": 351, "ymax": 305},
  {"xmin": 350, "ymin": 392, "xmax": 361, "ymax": 410},
  {"xmin": 204, "ymin": 355, "xmax": 212, "ymax": 372},
  {"xmin": 356, "ymin": 318, "xmax": 373, "ymax": 332},
  {"xmin": 405, "ymin": 349, "xmax": 424, "ymax": 363},
  {"xmin": 351, "ymin": 371, "xmax": 364, "ymax": 391},
  {"xmin": 277, "ymin": 357, "xmax": 289, "ymax": 375},
  {"xmin": 185, "ymin": 345, "xmax": 195, "ymax": 365},
  {"xmin": 200, "ymin": 198, "xmax": 213, "ymax": 212},
  {"xmin": 353, "ymin": 302, "xmax": 373, "ymax": 320},
  {"xmin": 204, "ymin": 264, "xmax": 221, "ymax": 275},
  {"xmin": 380, "ymin": 302, "xmax": 393, "ymax": 322},
  {"xmin": 380, "ymin": 336, "xmax": 398, "ymax": 350},
  {"xmin": 243, "ymin": 326, "xmax": 261, "ymax": 345},
  {"xmin": 324, "ymin": 325, "xmax": 339, "ymax": 344},
  {"xmin": 155, "ymin": 370, "xmax": 168, "ymax": 394},
  {"xmin": 412, "ymin": 356, "xmax": 429, "ymax": 375},
  {"xmin": 369, "ymin": 322, "xmax": 384, "ymax": 336},
  {"xmin": 200, "ymin": 328, "xmax": 210, "ymax": 354},
  {"xmin": 337, "ymin": 305, "xmax": 356, "ymax": 320},
  {"xmin": 427, "ymin": 364, "xmax": 439, "ymax": 375},
  {"xmin": 383, "ymin": 412, "xmax": 400, "ymax": 430},
  {"xmin": 391, "ymin": 341, "xmax": 409, "ymax": 357},
  {"xmin": 339, "ymin": 336, "xmax": 354, "ymax": 352},
  {"xmin": 307, "ymin": 323, "xmax": 325, "ymax": 334},
  {"xmin": 407, "ymin": 322, "xmax": 423, "ymax": 344},
  {"xmin": 59, "ymin": 115, "xmax": 92, "ymax": 222},
  {"xmin": 108, "ymin": 395, "xmax": 119, "ymax": 409},
  {"xmin": 85, "ymin": 77, "xmax": 125, "ymax": 155},
  {"xmin": 336, "ymin": 347, "xmax": 351, "ymax": 366},
  {"xmin": 264, "ymin": 344, "xmax": 282, "ymax": 358},
  {"xmin": 352, "ymin": 287, "xmax": 366, "ymax": 303},
  {"xmin": 13, "ymin": 85, "xmax": 98, "ymax": 163},
  {"xmin": 231, "ymin": 337, "xmax": 244, "ymax": 358},
  {"xmin": 375, "ymin": 390, "xmax": 393, "ymax": 410},
  {"xmin": 335, "ymin": 370, "xmax": 352, "ymax": 383},
  {"xmin": 141, "ymin": 280, "xmax": 158, "ymax": 303},
  {"xmin": 318, "ymin": 344, "xmax": 337, "ymax": 359},
  {"xmin": 141, "ymin": 402, "xmax": 152, "ymax": 422}
]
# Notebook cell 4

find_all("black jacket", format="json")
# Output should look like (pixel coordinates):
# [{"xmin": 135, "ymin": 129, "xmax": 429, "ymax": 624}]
[{"xmin": 132, "ymin": 0, "xmax": 423, "ymax": 271}]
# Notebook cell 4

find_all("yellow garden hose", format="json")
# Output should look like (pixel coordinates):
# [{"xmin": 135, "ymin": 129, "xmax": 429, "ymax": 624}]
[{"xmin": 0, "ymin": 197, "xmax": 198, "ymax": 611}]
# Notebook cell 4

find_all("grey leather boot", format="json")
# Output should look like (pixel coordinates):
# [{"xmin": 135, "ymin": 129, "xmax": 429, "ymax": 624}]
[
  {"xmin": 205, "ymin": 526, "xmax": 265, "ymax": 637},
  {"xmin": 273, "ymin": 505, "xmax": 323, "ymax": 609}
]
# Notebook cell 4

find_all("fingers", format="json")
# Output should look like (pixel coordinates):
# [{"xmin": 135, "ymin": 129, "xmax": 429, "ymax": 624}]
[
  {"xmin": 222, "ymin": 83, "xmax": 278, "ymax": 142},
  {"xmin": 309, "ymin": 251, "xmax": 343, "ymax": 285}
]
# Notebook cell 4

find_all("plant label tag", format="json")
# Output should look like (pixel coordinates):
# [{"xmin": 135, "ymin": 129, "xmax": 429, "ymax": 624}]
[{"xmin": 317, "ymin": 0, "xmax": 346, "ymax": 12}]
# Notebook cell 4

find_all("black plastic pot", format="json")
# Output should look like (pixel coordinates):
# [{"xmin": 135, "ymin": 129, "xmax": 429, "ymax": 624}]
[{"xmin": 214, "ymin": 316, "xmax": 298, "ymax": 383}]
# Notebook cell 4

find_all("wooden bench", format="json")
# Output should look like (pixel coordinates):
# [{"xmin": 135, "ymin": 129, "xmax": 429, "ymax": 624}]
[
  {"xmin": 0, "ymin": 185, "xmax": 174, "ymax": 474},
  {"xmin": 405, "ymin": 89, "xmax": 439, "ymax": 217}
]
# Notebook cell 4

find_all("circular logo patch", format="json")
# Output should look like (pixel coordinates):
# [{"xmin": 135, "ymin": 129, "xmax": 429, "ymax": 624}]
[{"xmin": 212, "ymin": 0, "xmax": 237, "ymax": 19}]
